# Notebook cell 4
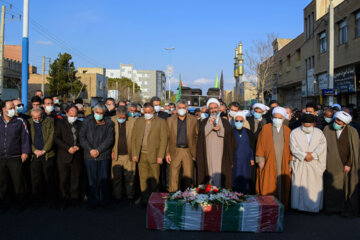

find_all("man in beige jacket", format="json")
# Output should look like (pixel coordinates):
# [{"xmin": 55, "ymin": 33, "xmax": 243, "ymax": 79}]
[
  {"xmin": 131, "ymin": 102, "xmax": 168, "ymax": 203},
  {"xmin": 166, "ymin": 100, "xmax": 198, "ymax": 192},
  {"xmin": 111, "ymin": 106, "xmax": 136, "ymax": 202}
]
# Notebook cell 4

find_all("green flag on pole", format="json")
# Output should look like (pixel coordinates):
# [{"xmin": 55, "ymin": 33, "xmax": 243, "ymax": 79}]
[
  {"xmin": 214, "ymin": 74, "xmax": 220, "ymax": 88},
  {"xmin": 176, "ymin": 73, "xmax": 182, "ymax": 103}
]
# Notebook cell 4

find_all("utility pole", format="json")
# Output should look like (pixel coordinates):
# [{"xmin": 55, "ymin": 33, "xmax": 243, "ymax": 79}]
[
  {"xmin": 0, "ymin": 6, "xmax": 5, "ymax": 98},
  {"xmin": 21, "ymin": 0, "xmax": 29, "ymax": 111},
  {"xmin": 41, "ymin": 56, "xmax": 45, "ymax": 94},
  {"xmin": 328, "ymin": 0, "xmax": 334, "ymax": 105},
  {"xmin": 165, "ymin": 47, "xmax": 175, "ymax": 103}
]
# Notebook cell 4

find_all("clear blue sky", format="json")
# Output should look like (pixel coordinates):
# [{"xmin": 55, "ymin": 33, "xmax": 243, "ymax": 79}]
[{"xmin": 3, "ymin": 0, "xmax": 311, "ymax": 92}]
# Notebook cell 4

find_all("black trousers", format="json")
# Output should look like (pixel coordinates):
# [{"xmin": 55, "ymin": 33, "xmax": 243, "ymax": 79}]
[
  {"xmin": 57, "ymin": 157, "xmax": 82, "ymax": 201},
  {"xmin": 0, "ymin": 157, "xmax": 24, "ymax": 202},
  {"xmin": 30, "ymin": 156, "xmax": 57, "ymax": 202}
]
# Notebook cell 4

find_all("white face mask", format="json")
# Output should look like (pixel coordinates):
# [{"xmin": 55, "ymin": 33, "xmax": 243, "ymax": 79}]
[
  {"xmin": 144, "ymin": 113, "xmax": 153, "ymax": 120},
  {"xmin": 67, "ymin": 116, "xmax": 77, "ymax": 124},
  {"xmin": 7, "ymin": 109, "xmax": 15, "ymax": 118},
  {"xmin": 302, "ymin": 126, "xmax": 313, "ymax": 134},
  {"xmin": 177, "ymin": 109, "xmax": 187, "ymax": 116},
  {"xmin": 229, "ymin": 110, "xmax": 237, "ymax": 118},
  {"xmin": 45, "ymin": 105, "xmax": 54, "ymax": 113},
  {"xmin": 154, "ymin": 106, "xmax": 161, "ymax": 113},
  {"xmin": 272, "ymin": 118, "xmax": 283, "ymax": 128}
]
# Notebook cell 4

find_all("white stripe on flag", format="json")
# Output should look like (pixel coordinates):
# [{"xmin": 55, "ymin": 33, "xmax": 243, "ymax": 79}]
[{"xmin": 241, "ymin": 196, "xmax": 260, "ymax": 232}]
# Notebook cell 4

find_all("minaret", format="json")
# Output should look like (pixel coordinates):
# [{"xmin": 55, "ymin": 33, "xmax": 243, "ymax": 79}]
[{"xmin": 233, "ymin": 42, "xmax": 244, "ymax": 99}]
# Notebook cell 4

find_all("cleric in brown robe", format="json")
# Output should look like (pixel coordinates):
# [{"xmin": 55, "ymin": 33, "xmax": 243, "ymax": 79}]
[
  {"xmin": 196, "ymin": 98, "xmax": 237, "ymax": 189},
  {"xmin": 323, "ymin": 110, "xmax": 359, "ymax": 217},
  {"xmin": 255, "ymin": 106, "xmax": 292, "ymax": 209}
]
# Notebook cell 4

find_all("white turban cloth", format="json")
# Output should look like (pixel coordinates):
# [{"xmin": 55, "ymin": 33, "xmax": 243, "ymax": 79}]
[
  {"xmin": 335, "ymin": 111, "xmax": 352, "ymax": 125},
  {"xmin": 272, "ymin": 106, "xmax": 287, "ymax": 118},
  {"xmin": 234, "ymin": 111, "xmax": 247, "ymax": 121},
  {"xmin": 332, "ymin": 103, "xmax": 342, "ymax": 110},
  {"xmin": 206, "ymin": 98, "xmax": 220, "ymax": 108},
  {"xmin": 252, "ymin": 103, "xmax": 267, "ymax": 112}
]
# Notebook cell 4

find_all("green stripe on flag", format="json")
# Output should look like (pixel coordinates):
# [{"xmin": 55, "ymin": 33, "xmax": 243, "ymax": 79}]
[
  {"xmin": 273, "ymin": 197, "xmax": 284, "ymax": 232},
  {"xmin": 164, "ymin": 200, "xmax": 185, "ymax": 230},
  {"xmin": 221, "ymin": 203, "xmax": 243, "ymax": 231}
]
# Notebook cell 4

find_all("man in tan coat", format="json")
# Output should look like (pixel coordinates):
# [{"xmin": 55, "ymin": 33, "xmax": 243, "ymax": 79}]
[
  {"xmin": 131, "ymin": 102, "xmax": 168, "ymax": 203},
  {"xmin": 166, "ymin": 100, "xmax": 198, "ymax": 192},
  {"xmin": 111, "ymin": 106, "xmax": 136, "ymax": 202}
]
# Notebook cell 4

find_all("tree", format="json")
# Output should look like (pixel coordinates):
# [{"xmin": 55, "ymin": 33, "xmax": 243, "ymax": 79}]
[
  {"xmin": 245, "ymin": 33, "xmax": 276, "ymax": 103},
  {"xmin": 107, "ymin": 77, "xmax": 141, "ymax": 101},
  {"xmin": 47, "ymin": 53, "xmax": 85, "ymax": 99}
]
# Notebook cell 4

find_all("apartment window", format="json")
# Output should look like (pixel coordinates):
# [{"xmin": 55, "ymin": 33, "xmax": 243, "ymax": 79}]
[
  {"xmin": 296, "ymin": 49, "xmax": 301, "ymax": 62},
  {"xmin": 312, "ymin": 12, "xmax": 315, "ymax": 35},
  {"xmin": 312, "ymin": 56, "xmax": 315, "ymax": 68},
  {"xmin": 308, "ymin": 15, "xmax": 311, "ymax": 38},
  {"xmin": 279, "ymin": 60, "xmax": 283, "ymax": 73},
  {"xmin": 356, "ymin": 11, "xmax": 360, "ymax": 38},
  {"xmin": 319, "ymin": 32, "xmax": 327, "ymax": 53},
  {"xmin": 305, "ymin": 18, "xmax": 308, "ymax": 39},
  {"xmin": 287, "ymin": 55, "xmax": 291, "ymax": 67},
  {"xmin": 339, "ymin": 20, "xmax": 348, "ymax": 45}
]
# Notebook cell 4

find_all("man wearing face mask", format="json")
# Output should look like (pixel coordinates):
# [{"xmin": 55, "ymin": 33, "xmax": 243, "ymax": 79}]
[
  {"xmin": 232, "ymin": 112, "xmax": 255, "ymax": 194},
  {"xmin": 131, "ymin": 102, "xmax": 167, "ymax": 204},
  {"xmin": 54, "ymin": 105, "xmax": 83, "ymax": 208},
  {"xmin": 127, "ymin": 103, "xmax": 138, "ymax": 119},
  {"xmin": 290, "ymin": 113, "xmax": 327, "ymax": 213},
  {"xmin": 110, "ymin": 106, "xmax": 136, "ymax": 202},
  {"xmin": 323, "ymin": 111, "xmax": 359, "ymax": 217},
  {"xmin": 196, "ymin": 98, "xmax": 236, "ymax": 189},
  {"xmin": 12, "ymin": 99, "xmax": 30, "ymax": 122},
  {"xmin": 200, "ymin": 106, "xmax": 209, "ymax": 122},
  {"xmin": 169, "ymin": 103, "xmax": 176, "ymax": 115},
  {"xmin": 248, "ymin": 103, "xmax": 267, "ymax": 139},
  {"xmin": 0, "ymin": 100, "xmax": 31, "ymax": 210},
  {"xmin": 166, "ymin": 100, "xmax": 198, "ymax": 192},
  {"xmin": 105, "ymin": 98, "xmax": 117, "ymax": 117},
  {"xmin": 228, "ymin": 102, "xmax": 240, "ymax": 128},
  {"xmin": 255, "ymin": 106, "xmax": 292, "ymax": 209},
  {"xmin": 80, "ymin": 103, "xmax": 114, "ymax": 208},
  {"xmin": 42, "ymin": 97, "xmax": 62, "ymax": 122},
  {"xmin": 28, "ymin": 108, "xmax": 56, "ymax": 207},
  {"xmin": 150, "ymin": 96, "xmax": 169, "ymax": 120}
]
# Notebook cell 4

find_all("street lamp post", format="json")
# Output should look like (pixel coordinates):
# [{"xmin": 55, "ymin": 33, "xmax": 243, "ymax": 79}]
[{"xmin": 165, "ymin": 47, "xmax": 175, "ymax": 103}]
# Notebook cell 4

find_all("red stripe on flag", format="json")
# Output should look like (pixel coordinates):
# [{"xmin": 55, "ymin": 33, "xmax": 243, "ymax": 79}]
[
  {"xmin": 147, "ymin": 193, "xmax": 167, "ymax": 230},
  {"xmin": 258, "ymin": 196, "xmax": 280, "ymax": 232},
  {"xmin": 202, "ymin": 204, "xmax": 222, "ymax": 232}
]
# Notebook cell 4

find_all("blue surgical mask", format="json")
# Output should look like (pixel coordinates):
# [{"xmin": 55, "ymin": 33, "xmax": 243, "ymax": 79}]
[
  {"xmin": 235, "ymin": 121, "xmax": 243, "ymax": 130},
  {"xmin": 333, "ymin": 122, "xmax": 342, "ymax": 130},
  {"xmin": 117, "ymin": 118, "xmax": 126, "ymax": 124},
  {"xmin": 78, "ymin": 118, "xmax": 84, "ymax": 122},
  {"xmin": 33, "ymin": 119, "xmax": 42, "ymax": 124},
  {"xmin": 135, "ymin": 112, "xmax": 141, "ymax": 117},
  {"xmin": 201, "ymin": 113, "xmax": 208, "ymax": 119},
  {"xmin": 94, "ymin": 113, "xmax": 103, "ymax": 121},
  {"xmin": 324, "ymin": 117, "xmax": 332, "ymax": 123},
  {"xmin": 164, "ymin": 110, "xmax": 170, "ymax": 114},
  {"xmin": 16, "ymin": 106, "xmax": 24, "ymax": 114},
  {"xmin": 254, "ymin": 112, "xmax": 262, "ymax": 120},
  {"xmin": 128, "ymin": 112, "xmax": 135, "ymax": 118}
]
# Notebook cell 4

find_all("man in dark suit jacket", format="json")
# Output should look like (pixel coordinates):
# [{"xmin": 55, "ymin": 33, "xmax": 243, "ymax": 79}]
[{"xmin": 54, "ymin": 105, "xmax": 83, "ymax": 206}]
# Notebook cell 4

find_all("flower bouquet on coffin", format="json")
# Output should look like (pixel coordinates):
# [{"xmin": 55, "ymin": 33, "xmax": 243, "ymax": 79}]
[{"xmin": 167, "ymin": 184, "xmax": 248, "ymax": 210}]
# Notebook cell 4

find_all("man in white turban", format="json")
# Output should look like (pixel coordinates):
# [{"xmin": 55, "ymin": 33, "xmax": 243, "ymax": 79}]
[
  {"xmin": 323, "ymin": 110, "xmax": 360, "ymax": 217},
  {"xmin": 255, "ymin": 106, "xmax": 292, "ymax": 209},
  {"xmin": 196, "ymin": 98, "xmax": 236, "ymax": 188}
]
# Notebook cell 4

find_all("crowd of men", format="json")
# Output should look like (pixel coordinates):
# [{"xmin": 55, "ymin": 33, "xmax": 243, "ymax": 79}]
[{"xmin": 1, "ymin": 89, "xmax": 360, "ymax": 217}]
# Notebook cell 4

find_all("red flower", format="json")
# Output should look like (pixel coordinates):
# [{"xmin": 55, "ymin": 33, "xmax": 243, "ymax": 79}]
[
  {"xmin": 213, "ymin": 188, "xmax": 218, "ymax": 193},
  {"xmin": 196, "ymin": 187, "xmax": 199, "ymax": 193},
  {"xmin": 205, "ymin": 184, "xmax": 212, "ymax": 193}
]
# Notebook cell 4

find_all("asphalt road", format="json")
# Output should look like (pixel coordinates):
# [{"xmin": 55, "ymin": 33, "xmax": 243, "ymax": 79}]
[{"xmin": 1, "ymin": 202, "xmax": 360, "ymax": 240}]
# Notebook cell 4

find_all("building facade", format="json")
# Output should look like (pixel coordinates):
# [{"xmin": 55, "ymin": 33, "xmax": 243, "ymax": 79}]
[
  {"xmin": 264, "ymin": 0, "xmax": 360, "ymax": 108},
  {"xmin": 105, "ymin": 69, "xmax": 121, "ymax": 78},
  {"xmin": 237, "ymin": 81, "xmax": 257, "ymax": 109},
  {"xmin": 77, "ymin": 67, "xmax": 108, "ymax": 103}
]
